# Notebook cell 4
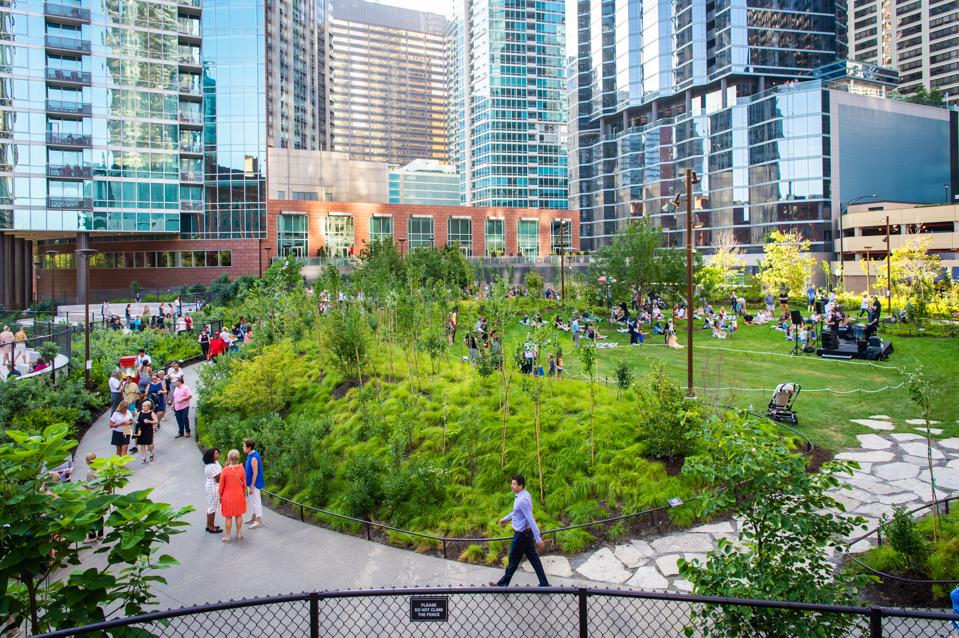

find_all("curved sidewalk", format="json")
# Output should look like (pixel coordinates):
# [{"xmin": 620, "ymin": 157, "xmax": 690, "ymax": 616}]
[{"xmin": 73, "ymin": 362, "xmax": 587, "ymax": 610}]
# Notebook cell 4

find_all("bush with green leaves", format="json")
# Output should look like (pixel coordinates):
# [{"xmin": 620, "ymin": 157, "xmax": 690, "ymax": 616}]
[
  {"xmin": 881, "ymin": 505, "xmax": 930, "ymax": 573},
  {"xmin": 0, "ymin": 425, "xmax": 190, "ymax": 635},
  {"xmin": 0, "ymin": 375, "xmax": 101, "ymax": 441},
  {"xmin": 342, "ymin": 454, "xmax": 385, "ymax": 518},
  {"xmin": 678, "ymin": 415, "xmax": 869, "ymax": 638},
  {"xmin": 635, "ymin": 364, "xmax": 703, "ymax": 459}
]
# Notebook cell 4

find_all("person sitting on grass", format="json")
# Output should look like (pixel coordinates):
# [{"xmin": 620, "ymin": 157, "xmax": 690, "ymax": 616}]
[
  {"xmin": 520, "ymin": 313, "xmax": 530, "ymax": 326},
  {"xmin": 584, "ymin": 322, "xmax": 606, "ymax": 340},
  {"xmin": 711, "ymin": 317, "xmax": 727, "ymax": 339},
  {"xmin": 611, "ymin": 305, "xmax": 624, "ymax": 323},
  {"xmin": 554, "ymin": 315, "xmax": 570, "ymax": 331}
]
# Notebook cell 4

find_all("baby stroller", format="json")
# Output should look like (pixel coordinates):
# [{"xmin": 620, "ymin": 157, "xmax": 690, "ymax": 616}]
[{"xmin": 766, "ymin": 382, "xmax": 800, "ymax": 425}]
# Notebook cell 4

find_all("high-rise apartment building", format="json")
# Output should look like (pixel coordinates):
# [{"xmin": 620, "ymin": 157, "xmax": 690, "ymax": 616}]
[
  {"xmin": 327, "ymin": 0, "xmax": 448, "ymax": 165},
  {"xmin": 570, "ymin": 0, "xmax": 956, "ymax": 255},
  {"xmin": 449, "ymin": 0, "xmax": 569, "ymax": 209},
  {"xmin": 848, "ymin": 0, "xmax": 959, "ymax": 105},
  {"xmin": 267, "ymin": 0, "xmax": 326, "ymax": 150}
]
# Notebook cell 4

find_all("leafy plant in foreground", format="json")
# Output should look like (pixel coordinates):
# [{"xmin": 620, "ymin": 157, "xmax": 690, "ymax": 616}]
[{"xmin": 678, "ymin": 416, "xmax": 870, "ymax": 638}]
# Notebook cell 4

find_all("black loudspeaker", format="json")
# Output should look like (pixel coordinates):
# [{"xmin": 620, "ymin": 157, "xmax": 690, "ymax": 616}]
[
  {"xmin": 868, "ymin": 336, "xmax": 882, "ymax": 348},
  {"xmin": 790, "ymin": 310, "xmax": 804, "ymax": 326},
  {"xmin": 822, "ymin": 332, "xmax": 839, "ymax": 349}
]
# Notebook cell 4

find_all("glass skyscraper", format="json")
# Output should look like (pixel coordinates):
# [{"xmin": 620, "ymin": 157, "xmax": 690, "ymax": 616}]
[
  {"xmin": 328, "ymin": 0, "xmax": 448, "ymax": 165},
  {"xmin": 449, "ymin": 0, "xmax": 569, "ymax": 209},
  {"xmin": 569, "ymin": 0, "xmax": 954, "ymax": 254}
]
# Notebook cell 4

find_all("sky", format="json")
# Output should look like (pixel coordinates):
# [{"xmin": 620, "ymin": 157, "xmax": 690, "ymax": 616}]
[{"xmin": 374, "ymin": 0, "xmax": 454, "ymax": 17}]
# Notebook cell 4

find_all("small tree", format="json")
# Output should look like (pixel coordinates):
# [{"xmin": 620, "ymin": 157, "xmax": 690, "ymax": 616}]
[
  {"xmin": 322, "ymin": 305, "xmax": 372, "ymax": 385},
  {"xmin": 614, "ymin": 360, "xmax": 632, "ymax": 399},
  {"xmin": 905, "ymin": 366, "xmax": 942, "ymax": 540},
  {"xmin": 581, "ymin": 339, "xmax": 597, "ymax": 464},
  {"xmin": 877, "ymin": 235, "xmax": 941, "ymax": 326},
  {"xmin": 678, "ymin": 416, "xmax": 869, "ymax": 638},
  {"xmin": 524, "ymin": 271, "xmax": 544, "ymax": 298},
  {"xmin": 0, "ymin": 424, "xmax": 190, "ymax": 635},
  {"xmin": 710, "ymin": 230, "xmax": 745, "ymax": 296},
  {"xmin": 210, "ymin": 340, "xmax": 299, "ymax": 414},
  {"xmin": 759, "ymin": 230, "xmax": 815, "ymax": 295}
]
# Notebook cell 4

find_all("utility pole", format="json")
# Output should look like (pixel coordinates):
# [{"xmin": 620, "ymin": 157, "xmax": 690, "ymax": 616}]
[
  {"xmin": 559, "ymin": 220, "xmax": 566, "ymax": 304},
  {"xmin": 685, "ymin": 168, "xmax": 699, "ymax": 399},
  {"xmin": 75, "ymin": 247, "xmax": 98, "ymax": 390},
  {"xmin": 885, "ymin": 215, "xmax": 893, "ymax": 313}
]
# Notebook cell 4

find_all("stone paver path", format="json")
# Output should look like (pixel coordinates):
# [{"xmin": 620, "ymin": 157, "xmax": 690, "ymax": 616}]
[{"xmin": 549, "ymin": 416, "xmax": 956, "ymax": 590}]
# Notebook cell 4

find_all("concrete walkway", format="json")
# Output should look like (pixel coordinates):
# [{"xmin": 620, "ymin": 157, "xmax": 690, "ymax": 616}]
[{"xmin": 73, "ymin": 362, "xmax": 589, "ymax": 610}]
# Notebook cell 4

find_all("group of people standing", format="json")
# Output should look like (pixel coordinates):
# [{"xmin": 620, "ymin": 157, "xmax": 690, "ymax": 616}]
[
  {"xmin": 197, "ymin": 320, "xmax": 253, "ymax": 361},
  {"xmin": 107, "ymin": 355, "xmax": 194, "ymax": 463},
  {"xmin": 203, "ymin": 439, "xmax": 265, "ymax": 542}
]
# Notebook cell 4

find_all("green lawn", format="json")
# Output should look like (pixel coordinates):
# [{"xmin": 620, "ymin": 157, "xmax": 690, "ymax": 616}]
[{"xmin": 486, "ymin": 302, "xmax": 958, "ymax": 452}]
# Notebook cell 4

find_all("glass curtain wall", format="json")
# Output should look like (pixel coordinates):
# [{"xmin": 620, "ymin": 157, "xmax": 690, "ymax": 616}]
[{"xmin": 485, "ymin": 218, "xmax": 505, "ymax": 255}]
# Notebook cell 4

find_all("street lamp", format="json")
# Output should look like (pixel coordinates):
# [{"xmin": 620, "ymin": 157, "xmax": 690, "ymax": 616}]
[
  {"xmin": 838, "ymin": 194, "xmax": 877, "ymax": 289},
  {"xmin": 44, "ymin": 249, "xmax": 58, "ymax": 319},
  {"xmin": 863, "ymin": 245, "xmax": 873, "ymax": 297},
  {"xmin": 397, "ymin": 237, "xmax": 407, "ymax": 256},
  {"xmin": 75, "ymin": 247, "xmax": 97, "ymax": 390}
]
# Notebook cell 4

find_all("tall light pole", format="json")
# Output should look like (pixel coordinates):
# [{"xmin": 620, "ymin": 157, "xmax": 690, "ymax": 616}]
[
  {"xmin": 397, "ymin": 237, "xmax": 407, "ymax": 257},
  {"xmin": 863, "ymin": 245, "xmax": 873, "ymax": 297},
  {"xmin": 884, "ymin": 215, "xmax": 893, "ymax": 313},
  {"xmin": 75, "ymin": 247, "xmax": 97, "ymax": 390},
  {"xmin": 838, "ymin": 194, "xmax": 877, "ymax": 289},
  {"xmin": 44, "ymin": 249, "xmax": 58, "ymax": 319},
  {"xmin": 684, "ymin": 169, "xmax": 700, "ymax": 399},
  {"xmin": 559, "ymin": 219, "xmax": 567, "ymax": 303}
]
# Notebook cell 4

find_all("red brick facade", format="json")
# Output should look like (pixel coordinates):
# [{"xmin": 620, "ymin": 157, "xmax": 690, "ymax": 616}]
[
  {"xmin": 33, "ymin": 202, "xmax": 580, "ymax": 302},
  {"xmin": 267, "ymin": 200, "xmax": 580, "ymax": 257}
]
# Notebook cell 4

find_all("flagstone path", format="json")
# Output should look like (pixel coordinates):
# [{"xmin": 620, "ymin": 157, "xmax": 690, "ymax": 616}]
[{"xmin": 534, "ymin": 416, "xmax": 958, "ymax": 590}]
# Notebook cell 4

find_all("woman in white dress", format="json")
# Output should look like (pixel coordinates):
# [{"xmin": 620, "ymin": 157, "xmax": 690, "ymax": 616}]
[{"xmin": 203, "ymin": 448, "xmax": 223, "ymax": 534}]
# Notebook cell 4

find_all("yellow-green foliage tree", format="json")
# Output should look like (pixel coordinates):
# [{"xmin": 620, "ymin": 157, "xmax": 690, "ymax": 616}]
[
  {"xmin": 208, "ymin": 340, "xmax": 299, "ymax": 415},
  {"xmin": 759, "ymin": 230, "xmax": 815, "ymax": 295},
  {"xmin": 876, "ymin": 235, "xmax": 941, "ymax": 304},
  {"xmin": 709, "ymin": 230, "xmax": 745, "ymax": 295}
]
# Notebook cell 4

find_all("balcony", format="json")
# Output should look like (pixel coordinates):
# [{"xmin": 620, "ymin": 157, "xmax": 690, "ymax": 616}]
[
  {"xmin": 46, "ymin": 132, "xmax": 92, "ymax": 147},
  {"xmin": 179, "ymin": 142, "xmax": 202, "ymax": 154},
  {"xmin": 44, "ymin": 1, "xmax": 91, "ymax": 24},
  {"xmin": 45, "ymin": 35, "xmax": 91, "ymax": 54},
  {"xmin": 178, "ymin": 48, "xmax": 201, "ymax": 68},
  {"xmin": 47, "ymin": 196, "xmax": 92, "ymax": 209},
  {"xmin": 178, "ymin": 111, "xmax": 202, "ymax": 127},
  {"xmin": 180, "ymin": 200, "xmax": 204, "ymax": 211},
  {"xmin": 178, "ymin": 79, "xmax": 202, "ymax": 95},
  {"xmin": 178, "ymin": 0, "xmax": 201, "ymax": 15},
  {"xmin": 180, "ymin": 170, "xmax": 203, "ymax": 183},
  {"xmin": 47, "ymin": 164, "xmax": 92, "ymax": 179},
  {"xmin": 46, "ymin": 99, "xmax": 91, "ymax": 116},
  {"xmin": 45, "ymin": 68, "xmax": 91, "ymax": 85},
  {"xmin": 177, "ymin": 20, "xmax": 201, "ymax": 41}
]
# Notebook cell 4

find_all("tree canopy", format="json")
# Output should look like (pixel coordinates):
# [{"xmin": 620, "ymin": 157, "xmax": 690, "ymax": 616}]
[{"xmin": 589, "ymin": 219, "xmax": 692, "ymax": 301}]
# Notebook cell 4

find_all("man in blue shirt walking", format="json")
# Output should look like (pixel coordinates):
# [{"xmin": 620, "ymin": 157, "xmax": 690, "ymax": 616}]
[{"xmin": 489, "ymin": 475, "xmax": 550, "ymax": 587}]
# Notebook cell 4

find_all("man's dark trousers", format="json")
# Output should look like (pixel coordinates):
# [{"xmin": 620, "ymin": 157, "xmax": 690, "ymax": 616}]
[
  {"xmin": 175, "ymin": 407, "xmax": 191, "ymax": 435},
  {"xmin": 496, "ymin": 530, "xmax": 549, "ymax": 586}
]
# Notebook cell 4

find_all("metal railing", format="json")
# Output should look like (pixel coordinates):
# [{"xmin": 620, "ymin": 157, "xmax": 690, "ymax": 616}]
[
  {"xmin": 845, "ymin": 495, "xmax": 959, "ymax": 586},
  {"xmin": 258, "ymin": 409, "xmax": 812, "ymax": 560},
  {"xmin": 26, "ymin": 586, "xmax": 959, "ymax": 638},
  {"xmin": 46, "ymin": 132, "xmax": 92, "ymax": 147}
]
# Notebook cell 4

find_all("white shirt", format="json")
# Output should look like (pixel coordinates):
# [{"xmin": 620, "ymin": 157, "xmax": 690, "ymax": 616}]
[
  {"xmin": 110, "ymin": 410, "xmax": 132, "ymax": 433},
  {"xmin": 167, "ymin": 366, "xmax": 184, "ymax": 384},
  {"xmin": 108, "ymin": 376, "xmax": 122, "ymax": 393},
  {"xmin": 135, "ymin": 354, "xmax": 152, "ymax": 367}
]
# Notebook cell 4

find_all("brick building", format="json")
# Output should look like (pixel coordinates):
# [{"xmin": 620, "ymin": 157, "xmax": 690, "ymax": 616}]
[{"xmin": 35, "ymin": 201, "xmax": 578, "ymax": 302}]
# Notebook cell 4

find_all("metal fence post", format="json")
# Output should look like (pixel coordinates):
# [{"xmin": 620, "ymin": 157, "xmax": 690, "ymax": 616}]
[
  {"xmin": 309, "ymin": 592, "xmax": 319, "ymax": 638},
  {"xmin": 869, "ymin": 607, "xmax": 882, "ymax": 638},
  {"xmin": 577, "ymin": 588, "xmax": 588, "ymax": 638}
]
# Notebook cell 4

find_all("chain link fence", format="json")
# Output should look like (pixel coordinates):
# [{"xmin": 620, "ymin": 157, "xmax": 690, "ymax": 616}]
[{"xmin": 28, "ymin": 587, "xmax": 959, "ymax": 638}]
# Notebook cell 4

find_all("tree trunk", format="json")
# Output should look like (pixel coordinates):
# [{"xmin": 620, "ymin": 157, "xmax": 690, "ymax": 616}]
[
  {"xmin": 501, "ymin": 372, "xmax": 511, "ymax": 468},
  {"xmin": 355, "ymin": 344, "xmax": 364, "ymax": 390},
  {"xmin": 589, "ymin": 378, "xmax": 596, "ymax": 465},
  {"xmin": 23, "ymin": 571, "xmax": 39, "ymax": 634},
  {"xmin": 926, "ymin": 424, "xmax": 942, "ymax": 541},
  {"xmin": 535, "ymin": 396, "xmax": 545, "ymax": 503}
]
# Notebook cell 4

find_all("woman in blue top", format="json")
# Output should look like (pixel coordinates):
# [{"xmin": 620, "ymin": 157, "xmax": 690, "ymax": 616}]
[
  {"xmin": 147, "ymin": 373, "xmax": 167, "ymax": 427},
  {"xmin": 243, "ymin": 438, "xmax": 265, "ymax": 529}
]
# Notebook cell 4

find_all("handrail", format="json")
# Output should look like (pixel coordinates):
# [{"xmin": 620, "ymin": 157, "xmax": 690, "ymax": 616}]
[
  {"xmin": 843, "ymin": 495, "xmax": 959, "ymax": 585},
  {"xmin": 27, "ymin": 585, "xmax": 959, "ymax": 638},
  {"xmin": 260, "ymin": 406, "xmax": 813, "ymax": 557}
]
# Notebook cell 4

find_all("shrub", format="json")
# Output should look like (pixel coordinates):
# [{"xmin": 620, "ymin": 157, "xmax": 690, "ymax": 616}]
[
  {"xmin": 342, "ymin": 454, "xmax": 385, "ymax": 519},
  {"xmin": 635, "ymin": 364, "xmax": 703, "ymax": 459},
  {"xmin": 11, "ymin": 407, "xmax": 82, "ymax": 436},
  {"xmin": 524, "ymin": 271, "xmax": 544, "ymax": 298},
  {"xmin": 882, "ymin": 505, "xmax": 930, "ymax": 573},
  {"xmin": 384, "ymin": 460, "xmax": 448, "ymax": 524}
]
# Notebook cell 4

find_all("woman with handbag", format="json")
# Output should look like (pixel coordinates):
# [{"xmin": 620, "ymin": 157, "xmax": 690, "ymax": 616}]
[{"xmin": 109, "ymin": 401, "xmax": 134, "ymax": 457}]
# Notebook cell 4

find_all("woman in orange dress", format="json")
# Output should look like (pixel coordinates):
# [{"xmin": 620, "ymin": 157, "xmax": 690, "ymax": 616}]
[{"xmin": 218, "ymin": 449, "xmax": 247, "ymax": 542}]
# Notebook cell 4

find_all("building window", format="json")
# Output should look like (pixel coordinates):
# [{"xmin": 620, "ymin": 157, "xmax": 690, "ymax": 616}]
[
  {"xmin": 277, "ymin": 213, "xmax": 309, "ymax": 257},
  {"xmin": 370, "ymin": 216, "xmax": 393, "ymax": 244},
  {"xmin": 485, "ymin": 218, "xmax": 505, "ymax": 256},
  {"xmin": 408, "ymin": 216, "xmax": 434, "ymax": 251},
  {"xmin": 518, "ymin": 220, "xmax": 539, "ymax": 258},
  {"xmin": 53, "ymin": 250, "xmax": 234, "ymax": 269},
  {"xmin": 448, "ymin": 218, "xmax": 472, "ymax": 256},
  {"xmin": 324, "ymin": 214, "xmax": 354, "ymax": 258},
  {"xmin": 551, "ymin": 219, "xmax": 572, "ymax": 254}
]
